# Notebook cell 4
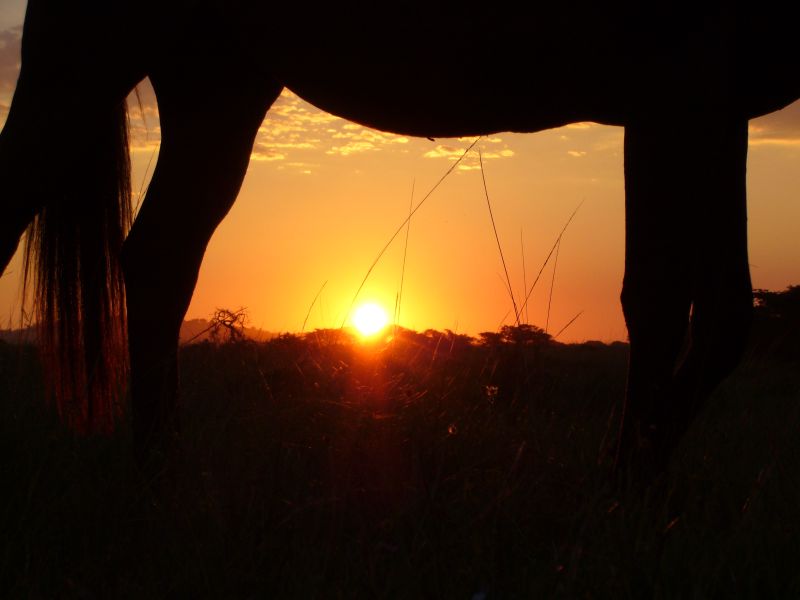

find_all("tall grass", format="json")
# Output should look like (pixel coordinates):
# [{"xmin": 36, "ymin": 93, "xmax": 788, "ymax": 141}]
[
  {"xmin": 343, "ymin": 139, "xmax": 480, "ymax": 329},
  {"xmin": 1, "ymin": 335, "xmax": 798, "ymax": 597}
]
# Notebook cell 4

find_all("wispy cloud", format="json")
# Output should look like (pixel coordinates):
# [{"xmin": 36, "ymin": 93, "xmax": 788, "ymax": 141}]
[
  {"xmin": 325, "ymin": 124, "xmax": 409, "ymax": 156},
  {"xmin": 748, "ymin": 101, "xmax": 800, "ymax": 147},
  {"xmin": 749, "ymin": 127, "xmax": 800, "ymax": 147},
  {"xmin": 422, "ymin": 136, "xmax": 515, "ymax": 170},
  {"xmin": 248, "ymin": 91, "xmax": 517, "ymax": 169},
  {"xmin": 0, "ymin": 26, "xmax": 20, "ymax": 94},
  {"xmin": 748, "ymin": 137, "xmax": 800, "ymax": 147},
  {"xmin": 258, "ymin": 91, "xmax": 415, "ymax": 161},
  {"xmin": 250, "ymin": 145, "xmax": 286, "ymax": 162},
  {"xmin": 126, "ymin": 80, "xmax": 160, "ymax": 152},
  {"xmin": 553, "ymin": 119, "xmax": 624, "ymax": 157}
]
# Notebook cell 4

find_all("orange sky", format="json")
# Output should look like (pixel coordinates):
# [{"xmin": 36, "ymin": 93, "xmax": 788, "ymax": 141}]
[{"xmin": 0, "ymin": 4, "xmax": 798, "ymax": 341}]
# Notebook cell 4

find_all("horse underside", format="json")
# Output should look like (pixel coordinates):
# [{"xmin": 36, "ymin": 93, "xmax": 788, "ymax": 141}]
[
  {"xmin": 280, "ymin": 59, "xmax": 626, "ymax": 138},
  {"xmin": 149, "ymin": 1, "xmax": 797, "ymax": 137},
  {"xmin": 274, "ymin": 6, "xmax": 631, "ymax": 134}
]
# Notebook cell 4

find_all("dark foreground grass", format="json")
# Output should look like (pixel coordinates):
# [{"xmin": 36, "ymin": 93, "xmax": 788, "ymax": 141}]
[{"xmin": 1, "ymin": 331, "xmax": 798, "ymax": 598}]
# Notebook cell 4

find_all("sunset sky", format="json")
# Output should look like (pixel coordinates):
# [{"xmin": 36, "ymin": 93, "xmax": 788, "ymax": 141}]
[{"xmin": 0, "ymin": 2, "xmax": 798, "ymax": 341}]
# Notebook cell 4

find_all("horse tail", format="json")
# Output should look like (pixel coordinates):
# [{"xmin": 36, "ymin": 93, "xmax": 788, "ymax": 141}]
[{"xmin": 22, "ymin": 99, "xmax": 133, "ymax": 433}]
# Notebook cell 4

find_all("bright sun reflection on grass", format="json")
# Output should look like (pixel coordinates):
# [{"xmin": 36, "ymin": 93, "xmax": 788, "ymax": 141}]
[{"xmin": 352, "ymin": 302, "xmax": 389, "ymax": 337}]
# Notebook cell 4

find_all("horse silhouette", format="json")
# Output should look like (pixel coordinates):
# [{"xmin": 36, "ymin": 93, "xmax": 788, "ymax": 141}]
[{"xmin": 1, "ymin": 1, "xmax": 797, "ymax": 477}]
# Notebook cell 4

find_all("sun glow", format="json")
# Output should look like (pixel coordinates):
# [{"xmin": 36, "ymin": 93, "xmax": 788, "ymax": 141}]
[{"xmin": 352, "ymin": 302, "xmax": 389, "ymax": 337}]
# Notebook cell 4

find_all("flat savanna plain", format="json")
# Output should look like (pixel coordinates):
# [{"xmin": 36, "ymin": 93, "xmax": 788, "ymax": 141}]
[{"xmin": 1, "ymin": 323, "xmax": 798, "ymax": 598}]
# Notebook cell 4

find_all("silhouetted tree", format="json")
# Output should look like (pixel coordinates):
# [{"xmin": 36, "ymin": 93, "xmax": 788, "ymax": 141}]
[
  {"xmin": 753, "ymin": 286, "xmax": 800, "ymax": 322},
  {"xmin": 500, "ymin": 324, "xmax": 552, "ymax": 346},
  {"xmin": 750, "ymin": 286, "xmax": 800, "ymax": 360},
  {"xmin": 441, "ymin": 329, "xmax": 474, "ymax": 355},
  {"xmin": 478, "ymin": 331, "xmax": 503, "ymax": 347},
  {"xmin": 209, "ymin": 307, "xmax": 247, "ymax": 344}
]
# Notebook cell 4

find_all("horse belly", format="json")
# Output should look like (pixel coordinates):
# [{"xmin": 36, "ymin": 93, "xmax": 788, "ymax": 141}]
[
  {"xmin": 281, "ymin": 76, "xmax": 598, "ymax": 138},
  {"xmin": 262, "ymin": 4, "xmax": 626, "ymax": 135}
]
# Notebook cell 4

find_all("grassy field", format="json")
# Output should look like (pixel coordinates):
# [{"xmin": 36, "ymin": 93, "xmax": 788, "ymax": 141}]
[{"xmin": 1, "ymin": 328, "xmax": 798, "ymax": 598}]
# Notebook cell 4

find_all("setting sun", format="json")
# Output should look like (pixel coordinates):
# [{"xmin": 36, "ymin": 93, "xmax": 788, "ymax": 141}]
[{"xmin": 352, "ymin": 302, "xmax": 389, "ymax": 337}]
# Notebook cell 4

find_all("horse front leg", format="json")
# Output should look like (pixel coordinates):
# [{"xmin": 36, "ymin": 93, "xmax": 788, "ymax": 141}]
[
  {"xmin": 616, "ymin": 115, "xmax": 751, "ymax": 482},
  {"xmin": 120, "ymin": 69, "xmax": 281, "ymax": 468},
  {"xmin": 672, "ymin": 119, "xmax": 751, "ymax": 437}
]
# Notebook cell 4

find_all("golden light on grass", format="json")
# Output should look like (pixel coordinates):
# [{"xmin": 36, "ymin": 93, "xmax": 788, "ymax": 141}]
[{"xmin": 352, "ymin": 302, "xmax": 389, "ymax": 337}]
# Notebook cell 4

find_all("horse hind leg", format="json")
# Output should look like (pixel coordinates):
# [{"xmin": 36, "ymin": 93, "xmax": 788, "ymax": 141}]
[
  {"xmin": 0, "ymin": 13, "xmax": 52, "ymax": 271},
  {"xmin": 1, "ymin": 2, "xmax": 140, "ymax": 275},
  {"xmin": 0, "ymin": 78, "xmax": 50, "ymax": 272},
  {"xmin": 120, "ymin": 68, "xmax": 281, "ymax": 466}
]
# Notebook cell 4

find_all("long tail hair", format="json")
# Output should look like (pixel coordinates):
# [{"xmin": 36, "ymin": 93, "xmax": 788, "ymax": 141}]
[{"xmin": 23, "ymin": 100, "xmax": 132, "ymax": 433}]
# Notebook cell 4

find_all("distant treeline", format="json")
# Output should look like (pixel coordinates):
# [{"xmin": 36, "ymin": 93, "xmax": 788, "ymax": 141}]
[
  {"xmin": 201, "ymin": 285, "xmax": 799, "ymax": 361},
  {"xmin": 750, "ymin": 285, "xmax": 800, "ymax": 361},
  {"xmin": 1, "ymin": 286, "xmax": 797, "ymax": 360}
]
